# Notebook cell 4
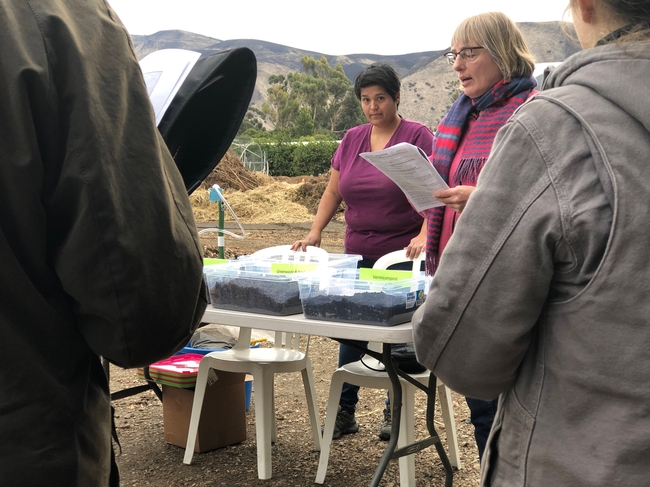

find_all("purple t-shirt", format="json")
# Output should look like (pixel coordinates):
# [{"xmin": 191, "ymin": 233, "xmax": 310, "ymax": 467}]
[{"xmin": 332, "ymin": 117, "xmax": 434, "ymax": 260}]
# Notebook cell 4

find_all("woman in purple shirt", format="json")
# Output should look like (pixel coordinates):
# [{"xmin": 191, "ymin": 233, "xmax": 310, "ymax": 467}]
[{"xmin": 292, "ymin": 63, "xmax": 433, "ymax": 441}]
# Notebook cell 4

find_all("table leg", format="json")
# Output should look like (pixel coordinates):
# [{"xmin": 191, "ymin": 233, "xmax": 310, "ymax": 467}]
[
  {"xmin": 388, "ymin": 369, "xmax": 454, "ymax": 486},
  {"xmin": 337, "ymin": 340, "xmax": 454, "ymax": 487},
  {"xmin": 368, "ymin": 343, "xmax": 402, "ymax": 487},
  {"xmin": 426, "ymin": 375, "xmax": 454, "ymax": 487}
]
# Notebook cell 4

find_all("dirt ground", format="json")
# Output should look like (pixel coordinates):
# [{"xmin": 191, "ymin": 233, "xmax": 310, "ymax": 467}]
[{"xmin": 109, "ymin": 221, "xmax": 483, "ymax": 487}]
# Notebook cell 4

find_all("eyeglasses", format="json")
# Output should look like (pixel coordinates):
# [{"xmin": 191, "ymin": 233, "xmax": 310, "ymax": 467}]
[{"xmin": 444, "ymin": 46, "xmax": 484, "ymax": 65}]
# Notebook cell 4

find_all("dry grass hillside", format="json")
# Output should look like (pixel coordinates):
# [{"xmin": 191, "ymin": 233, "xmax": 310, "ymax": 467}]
[
  {"xmin": 133, "ymin": 21, "xmax": 580, "ymax": 130},
  {"xmin": 399, "ymin": 56, "xmax": 460, "ymax": 131}
]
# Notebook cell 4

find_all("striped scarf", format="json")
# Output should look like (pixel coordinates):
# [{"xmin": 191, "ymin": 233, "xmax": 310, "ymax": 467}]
[{"xmin": 424, "ymin": 76, "xmax": 537, "ymax": 274}]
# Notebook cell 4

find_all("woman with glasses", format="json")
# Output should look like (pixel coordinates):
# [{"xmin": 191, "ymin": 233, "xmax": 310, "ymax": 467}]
[
  {"xmin": 422, "ymin": 12, "xmax": 537, "ymax": 462},
  {"xmin": 415, "ymin": 0, "xmax": 650, "ymax": 485}
]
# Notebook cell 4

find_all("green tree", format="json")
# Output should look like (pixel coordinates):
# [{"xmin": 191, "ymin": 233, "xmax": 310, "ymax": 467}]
[
  {"xmin": 261, "ymin": 76, "xmax": 300, "ymax": 130},
  {"xmin": 296, "ymin": 56, "xmax": 354, "ymax": 133},
  {"xmin": 333, "ymin": 91, "xmax": 366, "ymax": 133},
  {"xmin": 268, "ymin": 74, "xmax": 287, "ymax": 86},
  {"xmin": 257, "ymin": 56, "xmax": 364, "ymax": 138},
  {"xmin": 291, "ymin": 107, "xmax": 315, "ymax": 137},
  {"xmin": 237, "ymin": 106, "xmax": 266, "ymax": 136},
  {"xmin": 288, "ymin": 70, "xmax": 327, "ymax": 126}
]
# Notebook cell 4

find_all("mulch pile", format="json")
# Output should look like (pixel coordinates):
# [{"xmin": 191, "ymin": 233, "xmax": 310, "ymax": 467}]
[
  {"xmin": 190, "ymin": 150, "xmax": 344, "ymax": 224},
  {"xmin": 201, "ymin": 149, "xmax": 264, "ymax": 192}
]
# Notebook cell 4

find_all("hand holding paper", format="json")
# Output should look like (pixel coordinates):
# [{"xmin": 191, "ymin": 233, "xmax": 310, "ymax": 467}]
[{"xmin": 359, "ymin": 142, "xmax": 449, "ymax": 212}]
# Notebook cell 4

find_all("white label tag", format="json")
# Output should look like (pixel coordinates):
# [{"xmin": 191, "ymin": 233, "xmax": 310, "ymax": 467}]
[
  {"xmin": 405, "ymin": 291, "xmax": 416, "ymax": 309},
  {"xmin": 207, "ymin": 368, "xmax": 219, "ymax": 386}
]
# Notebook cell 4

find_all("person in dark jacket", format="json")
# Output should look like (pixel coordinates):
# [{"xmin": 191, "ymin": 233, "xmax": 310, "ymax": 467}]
[{"xmin": 0, "ymin": 0, "xmax": 208, "ymax": 485}]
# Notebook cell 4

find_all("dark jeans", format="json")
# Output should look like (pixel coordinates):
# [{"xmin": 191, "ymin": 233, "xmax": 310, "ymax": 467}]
[{"xmin": 466, "ymin": 396, "xmax": 499, "ymax": 461}]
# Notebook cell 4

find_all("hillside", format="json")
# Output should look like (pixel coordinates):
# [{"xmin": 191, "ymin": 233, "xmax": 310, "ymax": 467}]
[{"xmin": 131, "ymin": 21, "xmax": 580, "ymax": 129}]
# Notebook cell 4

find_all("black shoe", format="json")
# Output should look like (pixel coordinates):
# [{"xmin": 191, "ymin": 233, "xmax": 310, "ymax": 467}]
[
  {"xmin": 331, "ymin": 410, "xmax": 359, "ymax": 440},
  {"xmin": 378, "ymin": 407, "xmax": 391, "ymax": 441}
]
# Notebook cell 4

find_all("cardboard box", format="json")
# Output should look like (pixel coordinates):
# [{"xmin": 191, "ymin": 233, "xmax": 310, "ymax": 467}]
[{"xmin": 162, "ymin": 371, "xmax": 246, "ymax": 453}]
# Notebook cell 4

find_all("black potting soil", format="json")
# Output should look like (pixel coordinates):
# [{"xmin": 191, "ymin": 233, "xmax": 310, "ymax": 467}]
[
  {"xmin": 301, "ymin": 291, "xmax": 417, "ymax": 326},
  {"xmin": 210, "ymin": 278, "xmax": 302, "ymax": 315}
]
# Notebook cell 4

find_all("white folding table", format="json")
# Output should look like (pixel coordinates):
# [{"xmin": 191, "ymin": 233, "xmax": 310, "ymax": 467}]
[{"xmin": 201, "ymin": 306, "xmax": 454, "ymax": 486}]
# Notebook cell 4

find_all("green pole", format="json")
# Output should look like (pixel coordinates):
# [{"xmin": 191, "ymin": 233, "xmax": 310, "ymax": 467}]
[{"xmin": 218, "ymin": 201, "xmax": 225, "ymax": 259}]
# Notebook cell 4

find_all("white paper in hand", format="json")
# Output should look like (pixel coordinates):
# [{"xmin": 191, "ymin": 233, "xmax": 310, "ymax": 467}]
[{"xmin": 359, "ymin": 142, "xmax": 449, "ymax": 212}]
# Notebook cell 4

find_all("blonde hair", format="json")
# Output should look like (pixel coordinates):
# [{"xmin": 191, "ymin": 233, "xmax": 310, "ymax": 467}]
[{"xmin": 451, "ymin": 12, "xmax": 536, "ymax": 79}]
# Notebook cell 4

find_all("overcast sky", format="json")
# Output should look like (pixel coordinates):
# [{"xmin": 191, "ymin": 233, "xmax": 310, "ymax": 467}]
[{"xmin": 108, "ymin": 0, "xmax": 572, "ymax": 56}]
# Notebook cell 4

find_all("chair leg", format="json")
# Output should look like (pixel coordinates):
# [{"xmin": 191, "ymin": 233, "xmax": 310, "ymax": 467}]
[
  {"xmin": 315, "ymin": 371, "xmax": 346, "ymax": 484},
  {"xmin": 301, "ymin": 357, "xmax": 322, "ymax": 450},
  {"xmin": 253, "ymin": 367, "xmax": 275, "ymax": 480},
  {"xmin": 397, "ymin": 382, "xmax": 417, "ymax": 487},
  {"xmin": 437, "ymin": 382, "xmax": 462, "ymax": 469},
  {"xmin": 183, "ymin": 361, "xmax": 211, "ymax": 465}
]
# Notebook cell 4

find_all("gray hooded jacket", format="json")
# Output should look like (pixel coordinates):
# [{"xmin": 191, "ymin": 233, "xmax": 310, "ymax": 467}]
[{"xmin": 413, "ymin": 42, "xmax": 650, "ymax": 486}]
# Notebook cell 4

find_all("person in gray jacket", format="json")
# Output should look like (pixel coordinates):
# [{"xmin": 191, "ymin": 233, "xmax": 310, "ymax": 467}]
[
  {"xmin": 0, "ymin": 0, "xmax": 207, "ymax": 485},
  {"xmin": 413, "ymin": 0, "xmax": 650, "ymax": 485}
]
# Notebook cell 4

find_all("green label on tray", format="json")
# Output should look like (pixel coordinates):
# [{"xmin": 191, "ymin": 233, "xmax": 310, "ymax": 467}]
[
  {"xmin": 359, "ymin": 268, "xmax": 413, "ymax": 281},
  {"xmin": 271, "ymin": 263, "xmax": 318, "ymax": 274},
  {"xmin": 203, "ymin": 258, "xmax": 229, "ymax": 266}
]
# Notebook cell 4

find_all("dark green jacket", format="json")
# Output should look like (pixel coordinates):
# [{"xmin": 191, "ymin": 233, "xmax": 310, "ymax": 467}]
[{"xmin": 0, "ymin": 0, "xmax": 207, "ymax": 484}]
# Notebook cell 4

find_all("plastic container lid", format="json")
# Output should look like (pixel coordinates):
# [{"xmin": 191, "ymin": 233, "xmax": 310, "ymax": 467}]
[{"xmin": 237, "ymin": 246, "xmax": 362, "ymax": 271}]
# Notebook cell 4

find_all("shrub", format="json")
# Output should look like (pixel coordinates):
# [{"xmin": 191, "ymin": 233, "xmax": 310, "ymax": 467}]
[
  {"xmin": 292, "ymin": 141, "xmax": 339, "ymax": 176},
  {"xmin": 259, "ymin": 141, "xmax": 296, "ymax": 176},
  {"xmin": 257, "ymin": 140, "xmax": 340, "ymax": 177}
]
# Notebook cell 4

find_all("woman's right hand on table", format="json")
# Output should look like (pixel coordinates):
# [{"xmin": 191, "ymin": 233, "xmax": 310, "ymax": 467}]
[{"xmin": 291, "ymin": 231, "xmax": 322, "ymax": 252}]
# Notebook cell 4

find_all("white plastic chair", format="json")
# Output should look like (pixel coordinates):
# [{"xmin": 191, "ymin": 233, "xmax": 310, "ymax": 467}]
[
  {"xmin": 315, "ymin": 250, "xmax": 461, "ymax": 486},
  {"xmin": 183, "ymin": 329, "xmax": 321, "ymax": 479},
  {"xmin": 183, "ymin": 246, "xmax": 323, "ymax": 480}
]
